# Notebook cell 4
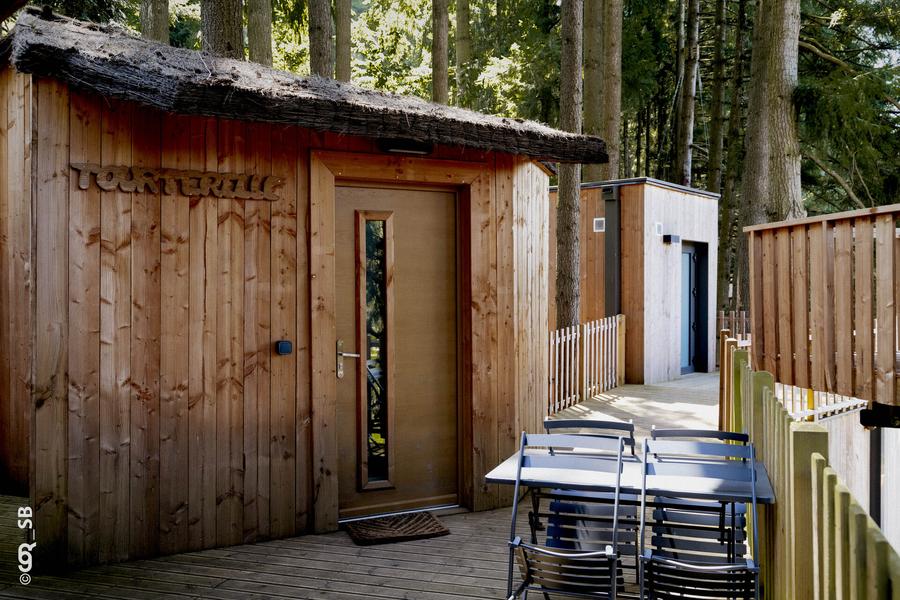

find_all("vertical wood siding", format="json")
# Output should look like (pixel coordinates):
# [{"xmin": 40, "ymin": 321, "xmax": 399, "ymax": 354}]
[
  {"xmin": 0, "ymin": 70, "xmax": 32, "ymax": 496},
  {"xmin": 746, "ymin": 207, "xmax": 899, "ymax": 407},
  {"xmin": 17, "ymin": 79, "xmax": 550, "ymax": 566},
  {"xmin": 548, "ymin": 186, "xmax": 606, "ymax": 330}
]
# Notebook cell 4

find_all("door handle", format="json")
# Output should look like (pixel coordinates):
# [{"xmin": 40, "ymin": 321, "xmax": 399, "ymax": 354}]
[{"xmin": 336, "ymin": 339, "xmax": 361, "ymax": 379}]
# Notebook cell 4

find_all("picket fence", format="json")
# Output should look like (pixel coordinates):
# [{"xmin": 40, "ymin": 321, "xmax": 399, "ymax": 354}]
[
  {"xmin": 548, "ymin": 315, "xmax": 624, "ymax": 415},
  {"xmin": 720, "ymin": 341, "xmax": 900, "ymax": 598}
]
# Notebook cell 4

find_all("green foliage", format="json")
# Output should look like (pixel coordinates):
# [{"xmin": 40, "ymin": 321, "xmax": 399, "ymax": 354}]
[
  {"xmin": 351, "ymin": 0, "xmax": 432, "ymax": 98},
  {"xmin": 797, "ymin": 0, "xmax": 900, "ymax": 209},
  {"xmin": 169, "ymin": 0, "xmax": 200, "ymax": 49},
  {"xmin": 42, "ymin": 0, "xmax": 135, "ymax": 23}
]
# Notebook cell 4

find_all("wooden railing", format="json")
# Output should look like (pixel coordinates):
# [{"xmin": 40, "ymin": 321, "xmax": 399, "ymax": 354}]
[
  {"xmin": 548, "ymin": 315, "xmax": 625, "ymax": 415},
  {"xmin": 721, "ymin": 345, "xmax": 900, "ymax": 598},
  {"xmin": 744, "ymin": 205, "xmax": 900, "ymax": 423},
  {"xmin": 717, "ymin": 310, "xmax": 751, "ymax": 340},
  {"xmin": 719, "ymin": 332, "xmax": 868, "ymax": 430}
]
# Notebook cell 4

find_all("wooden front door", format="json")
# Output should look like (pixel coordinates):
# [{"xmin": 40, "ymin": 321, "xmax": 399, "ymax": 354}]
[{"xmin": 335, "ymin": 185, "xmax": 459, "ymax": 519}]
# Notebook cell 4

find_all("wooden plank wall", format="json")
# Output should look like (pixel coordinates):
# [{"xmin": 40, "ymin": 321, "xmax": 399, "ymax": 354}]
[
  {"xmin": 0, "ymin": 70, "xmax": 32, "ymax": 496},
  {"xmin": 548, "ymin": 186, "xmax": 605, "ymax": 329},
  {"xmin": 28, "ymin": 80, "xmax": 310, "ymax": 565},
  {"xmin": 620, "ymin": 184, "xmax": 645, "ymax": 383},
  {"xmin": 21, "ymin": 78, "xmax": 552, "ymax": 566},
  {"xmin": 746, "ymin": 206, "xmax": 899, "ymax": 408},
  {"xmin": 639, "ymin": 183, "xmax": 719, "ymax": 383},
  {"xmin": 512, "ymin": 158, "xmax": 550, "ymax": 453}
]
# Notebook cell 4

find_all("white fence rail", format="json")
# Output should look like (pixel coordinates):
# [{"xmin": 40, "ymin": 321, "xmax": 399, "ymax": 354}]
[{"xmin": 549, "ymin": 315, "xmax": 625, "ymax": 415}]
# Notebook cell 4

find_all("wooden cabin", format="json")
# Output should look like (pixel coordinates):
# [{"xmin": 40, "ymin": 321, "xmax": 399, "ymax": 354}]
[
  {"xmin": 549, "ymin": 179, "xmax": 718, "ymax": 383},
  {"xmin": 0, "ymin": 11, "xmax": 607, "ymax": 567}
]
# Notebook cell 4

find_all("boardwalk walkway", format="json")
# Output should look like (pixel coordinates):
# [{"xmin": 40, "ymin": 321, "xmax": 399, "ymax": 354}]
[
  {"xmin": 0, "ymin": 373, "xmax": 719, "ymax": 599},
  {"xmin": 555, "ymin": 371, "xmax": 719, "ymax": 440}
]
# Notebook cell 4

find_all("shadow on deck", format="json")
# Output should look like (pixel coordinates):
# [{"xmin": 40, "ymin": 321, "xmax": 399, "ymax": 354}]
[
  {"xmin": 0, "ymin": 372, "xmax": 720, "ymax": 599},
  {"xmin": 556, "ymin": 371, "xmax": 719, "ymax": 440}
]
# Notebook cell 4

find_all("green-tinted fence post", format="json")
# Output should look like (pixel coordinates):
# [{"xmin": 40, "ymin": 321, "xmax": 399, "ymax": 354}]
[
  {"xmin": 789, "ymin": 423, "xmax": 828, "ymax": 599},
  {"xmin": 835, "ymin": 483, "xmax": 852, "ymax": 599},
  {"xmin": 866, "ymin": 522, "xmax": 890, "ymax": 599},
  {"xmin": 889, "ymin": 548, "xmax": 900, "ymax": 600},
  {"xmin": 848, "ymin": 503, "xmax": 868, "ymax": 600},
  {"xmin": 811, "ymin": 453, "xmax": 828, "ymax": 599},
  {"xmin": 732, "ymin": 350, "xmax": 749, "ymax": 434},
  {"xmin": 822, "ymin": 467, "xmax": 839, "ymax": 600},
  {"xmin": 751, "ymin": 371, "xmax": 774, "ymax": 596}
]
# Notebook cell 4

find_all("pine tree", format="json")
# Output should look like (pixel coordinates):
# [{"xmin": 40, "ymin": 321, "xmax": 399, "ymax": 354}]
[
  {"xmin": 309, "ymin": 0, "xmax": 335, "ymax": 77},
  {"xmin": 200, "ymin": 0, "xmax": 242, "ymax": 59},
  {"xmin": 335, "ymin": 0, "xmax": 352, "ymax": 81},
  {"xmin": 140, "ymin": 0, "xmax": 168, "ymax": 44},
  {"xmin": 432, "ymin": 0, "xmax": 449, "ymax": 103},
  {"xmin": 557, "ymin": 0, "xmax": 583, "ymax": 327},
  {"xmin": 247, "ymin": 0, "xmax": 273, "ymax": 66}
]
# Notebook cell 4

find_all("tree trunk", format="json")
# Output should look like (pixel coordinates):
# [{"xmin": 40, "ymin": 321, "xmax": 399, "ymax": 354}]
[
  {"xmin": 644, "ymin": 104, "xmax": 651, "ymax": 176},
  {"xmin": 635, "ymin": 107, "xmax": 643, "ymax": 176},
  {"xmin": 557, "ymin": 0, "xmax": 583, "ymax": 328},
  {"xmin": 140, "ymin": 0, "xmax": 169, "ymax": 44},
  {"xmin": 674, "ymin": 0, "xmax": 699, "ymax": 185},
  {"xmin": 671, "ymin": 0, "xmax": 686, "ymax": 173},
  {"xmin": 718, "ymin": 0, "xmax": 747, "ymax": 312},
  {"xmin": 655, "ymin": 93, "xmax": 666, "ymax": 178},
  {"xmin": 741, "ymin": 0, "xmax": 770, "ymax": 227},
  {"xmin": 455, "ymin": 0, "xmax": 473, "ymax": 106},
  {"xmin": 707, "ymin": 0, "xmax": 727, "ymax": 193},
  {"xmin": 201, "ymin": 0, "xmax": 242, "ymax": 58},
  {"xmin": 309, "ymin": 0, "xmax": 335, "ymax": 77},
  {"xmin": 246, "ymin": 0, "xmax": 273, "ymax": 66},
  {"xmin": 335, "ymin": 0, "xmax": 352, "ymax": 81},
  {"xmin": 765, "ymin": 0, "xmax": 803, "ymax": 219},
  {"xmin": 432, "ymin": 0, "xmax": 449, "ymax": 104},
  {"xmin": 598, "ymin": 0, "xmax": 622, "ymax": 181},
  {"xmin": 583, "ymin": 0, "xmax": 602, "ymax": 181}
]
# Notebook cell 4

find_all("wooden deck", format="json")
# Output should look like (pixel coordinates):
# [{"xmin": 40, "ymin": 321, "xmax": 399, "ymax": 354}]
[
  {"xmin": 554, "ymin": 371, "xmax": 719, "ymax": 440},
  {"xmin": 0, "ymin": 373, "xmax": 720, "ymax": 599}
]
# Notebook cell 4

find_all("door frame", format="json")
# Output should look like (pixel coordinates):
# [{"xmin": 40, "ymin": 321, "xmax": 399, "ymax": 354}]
[
  {"xmin": 309, "ymin": 150, "xmax": 492, "ymax": 532},
  {"xmin": 680, "ymin": 241, "xmax": 709, "ymax": 375}
]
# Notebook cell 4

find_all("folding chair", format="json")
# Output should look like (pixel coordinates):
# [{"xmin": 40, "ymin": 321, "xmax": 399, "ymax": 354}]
[
  {"xmin": 529, "ymin": 419, "xmax": 638, "ymax": 549},
  {"xmin": 649, "ymin": 428, "xmax": 749, "ymax": 553},
  {"xmin": 508, "ymin": 432, "xmax": 626, "ymax": 599},
  {"xmin": 638, "ymin": 438, "xmax": 760, "ymax": 599}
]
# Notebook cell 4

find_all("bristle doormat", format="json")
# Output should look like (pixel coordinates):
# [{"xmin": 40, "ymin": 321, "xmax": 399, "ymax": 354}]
[{"xmin": 344, "ymin": 512, "xmax": 450, "ymax": 546}]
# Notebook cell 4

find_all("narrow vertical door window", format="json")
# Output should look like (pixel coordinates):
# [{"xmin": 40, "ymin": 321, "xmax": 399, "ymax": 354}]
[{"xmin": 357, "ymin": 211, "xmax": 394, "ymax": 487}]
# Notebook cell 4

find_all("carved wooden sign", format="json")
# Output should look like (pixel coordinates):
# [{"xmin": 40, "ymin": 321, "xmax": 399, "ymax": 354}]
[{"xmin": 71, "ymin": 163, "xmax": 285, "ymax": 201}]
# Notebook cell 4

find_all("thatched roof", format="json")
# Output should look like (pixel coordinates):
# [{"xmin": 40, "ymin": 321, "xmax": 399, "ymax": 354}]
[{"xmin": 3, "ymin": 9, "xmax": 608, "ymax": 164}]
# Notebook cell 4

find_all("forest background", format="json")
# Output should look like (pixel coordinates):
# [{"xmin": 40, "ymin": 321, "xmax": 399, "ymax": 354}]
[{"xmin": 1, "ymin": 0, "xmax": 897, "ymax": 315}]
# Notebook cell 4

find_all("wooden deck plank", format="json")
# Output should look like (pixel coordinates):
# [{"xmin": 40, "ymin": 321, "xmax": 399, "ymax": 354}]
[{"xmin": 1, "ymin": 375, "xmax": 721, "ymax": 599}]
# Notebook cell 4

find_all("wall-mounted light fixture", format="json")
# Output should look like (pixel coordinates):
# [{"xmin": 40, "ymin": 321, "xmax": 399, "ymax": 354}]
[
  {"xmin": 377, "ymin": 138, "xmax": 434, "ymax": 155},
  {"xmin": 663, "ymin": 234, "xmax": 681, "ymax": 245}
]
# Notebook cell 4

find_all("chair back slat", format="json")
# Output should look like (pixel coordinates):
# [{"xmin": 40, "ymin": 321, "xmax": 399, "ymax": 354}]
[
  {"xmin": 645, "ymin": 460, "xmax": 754, "ymax": 481},
  {"xmin": 522, "ymin": 453, "xmax": 622, "ymax": 473},
  {"xmin": 545, "ymin": 418, "xmax": 636, "ymax": 447},
  {"xmin": 524, "ymin": 432, "xmax": 624, "ymax": 453},
  {"xmin": 651, "ymin": 428, "xmax": 749, "ymax": 444},
  {"xmin": 646, "ymin": 439, "xmax": 754, "ymax": 460},
  {"xmin": 642, "ymin": 555, "xmax": 758, "ymax": 599}
]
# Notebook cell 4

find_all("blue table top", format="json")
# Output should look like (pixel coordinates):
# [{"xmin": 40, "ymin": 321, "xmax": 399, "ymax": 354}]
[{"xmin": 485, "ymin": 449, "xmax": 776, "ymax": 504}]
